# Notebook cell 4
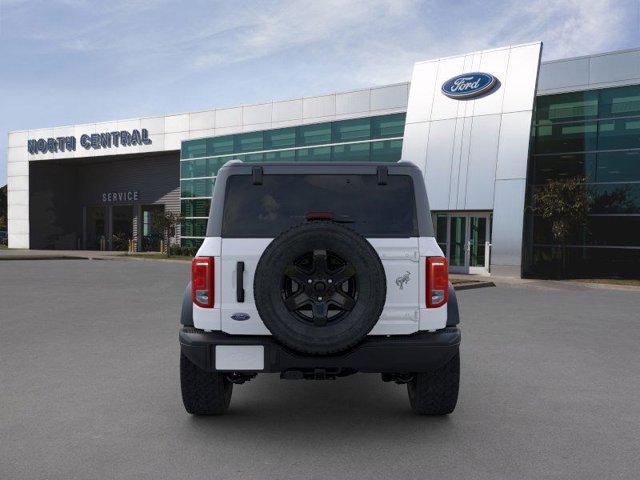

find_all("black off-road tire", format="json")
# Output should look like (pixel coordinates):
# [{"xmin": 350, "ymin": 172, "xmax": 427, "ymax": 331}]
[
  {"xmin": 407, "ymin": 352, "xmax": 459, "ymax": 415},
  {"xmin": 180, "ymin": 353, "xmax": 233, "ymax": 415},
  {"xmin": 254, "ymin": 221, "xmax": 386, "ymax": 355}
]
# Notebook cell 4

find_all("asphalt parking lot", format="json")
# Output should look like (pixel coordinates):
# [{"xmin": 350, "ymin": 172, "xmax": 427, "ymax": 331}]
[{"xmin": 1, "ymin": 259, "xmax": 639, "ymax": 479}]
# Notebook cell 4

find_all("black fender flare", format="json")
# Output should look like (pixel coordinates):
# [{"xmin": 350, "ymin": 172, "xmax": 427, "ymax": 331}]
[
  {"xmin": 180, "ymin": 282, "xmax": 193, "ymax": 326},
  {"xmin": 446, "ymin": 282, "xmax": 460, "ymax": 326}
]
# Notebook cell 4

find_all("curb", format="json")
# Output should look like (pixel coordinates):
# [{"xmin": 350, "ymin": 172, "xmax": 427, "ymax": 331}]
[{"xmin": 453, "ymin": 281, "xmax": 495, "ymax": 291}]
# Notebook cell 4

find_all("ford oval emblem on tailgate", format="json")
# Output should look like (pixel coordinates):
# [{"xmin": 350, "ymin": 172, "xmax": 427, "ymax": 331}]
[{"xmin": 231, "ymin": 313, "xmax": 251, "ymax": 321}]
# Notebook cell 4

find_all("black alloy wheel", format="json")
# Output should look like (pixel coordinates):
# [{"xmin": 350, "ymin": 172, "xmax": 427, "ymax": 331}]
[{"xmin": 282, "ymin": 249, "xmax": 357, "ymax": 326}]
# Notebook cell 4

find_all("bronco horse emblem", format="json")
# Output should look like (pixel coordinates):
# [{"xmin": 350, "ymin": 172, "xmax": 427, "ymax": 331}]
[{"xmin": 395, "ymin": 271, "xmax": 411, "ymax": 290}]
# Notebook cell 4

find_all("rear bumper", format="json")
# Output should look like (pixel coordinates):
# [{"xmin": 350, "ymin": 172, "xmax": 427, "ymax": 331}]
[{"xmin": 179, "ymin": 326, "xmax": 460, "ymax": 374}]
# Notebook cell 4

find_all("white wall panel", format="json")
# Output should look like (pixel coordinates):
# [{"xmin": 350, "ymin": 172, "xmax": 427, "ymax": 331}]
[
  {"xmin": 370, "ymin": 84, "xmax": 408, "ymax": 111},
  {"xmin": 431, "ymin": 56, "xmax": 467, "ymax": 121},
  {"xmin": 472, "ymin": 48, "xmax": 510, "ymax": 116},
  {"xmin": 589, "ymin": 50, "xmax": 640, "ymax": 85},
  {"xmin": 336, "ymin": 90, "xmax": 370, "ymax": 115},
  {"xmin": 242, "ymin": 103, "xmax": 272, "ymax": 125},
  {"xmin": 140, "ymin": 116, "xmax": 165, "ymax": 134},
  {"xmin": 272, "ymin": 99, "xmax": 303, "ymax": 122},
  {"xmin": 538, "ymin": 58, "xmax": 589, "ymax": 92},
  {"xmin": 8, "ymin": 147, "xmax": 27, "ymax": 163},
  {"xmin": 502, "ymin": 43, "xmax": 541, "ymax": 113},
  {"xmin": 495, "ymin": 110, "xmax": 534, "ymax": 180},
  {"xmin": 423, "ymin": 119, "xmax": 456, "ymax": 211},
  {"xmin": 400, "ymin": 122, "xmax": 430, "ymax": 167},
  {"xmin": 7, "ymin": 161, "xmax": 28, "ymax": 177},
  {"xmin": 303, "ymin": 95, "xmax": 336, "ymax": 118},
  {"xmin": 189, "ymin": 111, "xmax": 215, "ymax": 131},
  {"xmin": 8, "ymin": 131, "xmax": 28, "ymax": 147},
  {"xmin": 215, "ymin": 107, "xmax": 242, "ymax": 128},
  {"xmin": 164, "ymin": 114, "xmax": 189, "ymax": 133},
  {"xmin": 464, "ymin": 114, "xmax": 501, "ymax": 209},
  {"xmin": 492, "ymin": 179, "xmax": 526, "ymax": 266},
  {"xmin": 406, "ymin": 64, "xmax": 438, "ymax": 124}
]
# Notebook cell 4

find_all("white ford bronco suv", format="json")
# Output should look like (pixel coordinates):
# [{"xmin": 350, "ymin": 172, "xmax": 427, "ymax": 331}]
[{"xmin": 179, "ymin": 161, "xmax": 461, "ymax": 415}]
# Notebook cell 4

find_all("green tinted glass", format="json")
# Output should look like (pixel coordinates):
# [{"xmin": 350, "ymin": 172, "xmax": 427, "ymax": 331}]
[
  {"xmin": 535, "ymin": 91, "xmax": 598, "ymax": 123},
  {"xmin": 332, "ymin": 118, "xmax": 370, "ymax": 142},
  {"xmin": 331, "ymin": 142, "xmax": 370, "ymax": 162},
  {"xmin": 598, "ymin": 119, "xmax": 640, "ymax": 150},
  {"xmin": 181, "ymin": 139, "xmax": 207, "ymax": 159},
  {"xmin": 206, "ymin": 136, "xmax": 234, "ymax": 156},
  {"xmin": 264, "ymin": 149, "xmax": 296, "ymax": 162},
  {"xmin": 181, "ymin": 238, "xmax": 204, "ymax": 248},
  {"xmin": 296, "ymin": 146, "xmax": 331, "ymax": 162},
  {"xmin": 297, "ymin": 124, "xmax": 331, "ymax": 146},
  {"xmin": 599, "ymin": 84, "xmax": 640, "ymax": 118},
  {"xmin": 371, "ymin": 113, "xmax": 406, "ymax": 138},
  {"xmin": 534, "ymin": 121, "xmax": 598, "ymax": 154},
  {"xmin": 181, "ymin": 219, "xmax": 208, "ymax": 237},
  {"xmin": 264, "ymin": 128, "xmax": 296, "ymax": 149},
  {"xmin": 234, "ymin": 131, "xmax": 263, "ymax": 153},
  {"xmin": 596, "ymin": 151, "xmax": 640, "ymax": 182},
  {"xmin": 181, "ymin": 199, "xmax": 211, "ymax": 217},
  {"xmin": 370, "ymin": 139, "xmax": 403, "ymax": 162}
]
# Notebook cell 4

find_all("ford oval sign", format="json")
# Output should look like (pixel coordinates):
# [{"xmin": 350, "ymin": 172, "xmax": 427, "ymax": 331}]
[
  {"xmin": 231, "ymin": 313, "xmax": 251, "ymax": 321},
  {"xmin": 441, "ymin": 72, "xmax": 497, "ymax": 99}
]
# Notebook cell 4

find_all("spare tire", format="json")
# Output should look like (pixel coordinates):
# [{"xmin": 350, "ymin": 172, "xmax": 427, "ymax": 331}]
[{"xmin": 254, "ymin": 221, "xmax": 386, "ymax": 355}]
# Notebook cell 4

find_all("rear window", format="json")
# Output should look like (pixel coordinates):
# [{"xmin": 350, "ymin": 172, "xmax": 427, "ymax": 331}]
[{"xmin": 222, "ymin": 174, "xmax": 418, "ymax": 237}]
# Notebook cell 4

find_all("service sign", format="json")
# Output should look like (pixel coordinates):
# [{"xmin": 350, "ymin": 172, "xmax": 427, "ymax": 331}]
[
  {"xmin": 27, "ymin": 129, "xmax": 152, "ymax": 155},
  {"xmin": 441, "ymin": 72, "xmax": 497, "ymax": 99}
]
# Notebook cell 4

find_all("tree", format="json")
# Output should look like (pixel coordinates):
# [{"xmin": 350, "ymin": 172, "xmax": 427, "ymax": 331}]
[
  {"xmin": 151, "ymin": 210, "xmax": 183, "ymax": 256},
  {"xmin": 533, "ymin": 176, "xmax": 590, "ymax": 278}
]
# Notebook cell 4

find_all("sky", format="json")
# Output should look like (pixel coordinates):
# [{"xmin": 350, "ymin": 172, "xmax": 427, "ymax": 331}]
[{"xmin": 1, "ymin": 0, "xmax": 639, "ymax": 186}]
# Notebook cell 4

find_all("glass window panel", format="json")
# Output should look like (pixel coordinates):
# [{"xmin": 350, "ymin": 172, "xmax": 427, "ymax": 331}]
[
  {"xmin": 528, "ymin": 245, "xmax": 640, "ymax": 279},
  {"xmin": 243, "ymin": 153, "xmax": 265, "ymax": 162},
  {"xmin": 332, "ymin": 118, "xmax": 370, "ymax": 142},
  {"xmin": 181, "ymin": 199, "xmax": 211, "ymax": 218},
  {"xmin": 234, "ymin": 131, "xmax": 263, "ymax": 153},
  {"xmin": 598, "ymin": 84, "xmax": 640, "ymax": 118},
  {"xmin": 181, "ymin": 219, "xmax": 208, "ymax": 237},
  {"xmin": 590, "ymin": 183, "xmax": 640, "ymax": 214},
  {"xmin": 207, "ymin": 157, "xmax": 228, "ymax": 176},
  {"xmin": 449, "ymin": 216, "xmax": 466, "ymax": 267},
  {"xmin": 296, "ymin": 123, "xmax": 331, "ymax": 146},
  {"xmin": 181, "ymin": 139, "xmax": 207, "ymax": 159},
  {"xmin": 371, "ymin": 113, "xmax": 406, "ymax": 139},
  {"xmin": 531, "ymin": 153, "xmax": 597, "ymax": 184},
  {"xmin": 331, "ymin": 143, "xmax": 370, "ymax": 162},
  {"xmin": 534, "ymin": 121, "xmax": 598, "ymax": 154},
  {"xmin": 180, "ymin": 160, "xmax": 193, "ymax": 179},
  {"xmin": 370, "ymin": 139, "xmax": 403, "ymax": 162},
  {"xmin": 597, "ymin": 119, "xmax": 640, "ymax": 150},
  {"xmin": 596, "ymin": 151, "xmax": 640, "ymax": 182},
  {"xmin": 264, "ymin": 149, "xmax": 296, "ymax": 162},
  {"xmin": 586, "ymin": 215, "xmax": 640, "ymax": 247},
  {"xmin": 296, "ymin": 146, "xmax": 331, "ymax": 162},
  {"xmin": 181, "ymin": 238, "xmax": 204, "ymax": 248},
  {"xmin": 435, "ymin": 214, "xmax": 448, "ymax": 253},
  {"xmin": 206, "ymin": 136, "xmax": 234, "ymax": 156},
  {"xmin": 180, "ymin": 180, "xmax": 193, "ymax": 198},
  {"xmin": 264, "ymin": 128, "xmax": 296, "ymax": 149},
  {"xmin": 222, "ymin": 174, "xmax": 418, "ymax": 237},
  {"xmin": 535, "ymin": 91, "xmax": 598, "ymax": 123}
]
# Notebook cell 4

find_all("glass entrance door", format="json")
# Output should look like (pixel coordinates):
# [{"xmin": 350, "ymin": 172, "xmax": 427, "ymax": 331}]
[
  {"xmin": 433, "ymin": 212, "xmax": 492, "ymax": 275},
  {"xmin": 112, "ymin": 205, "xmax": 134, "ymax": 251},
  {"xmin": 86, "ymin": 206, "xmax": 106, "ymax": 250}
]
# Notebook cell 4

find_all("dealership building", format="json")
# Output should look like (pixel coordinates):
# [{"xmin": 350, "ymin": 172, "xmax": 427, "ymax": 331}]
[{"xmin": 6, "ymin": 42, "xmax": 640, "ymax": 277}]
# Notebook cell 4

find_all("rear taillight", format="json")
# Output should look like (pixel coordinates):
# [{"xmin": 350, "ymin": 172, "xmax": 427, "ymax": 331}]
[
  {"xmin": 426, "ymin": 256, "xmax": 448, "ymax": 308},
  {"xmin": 192, "ymin": 257, "xmax": 214, "ymax": 308}
]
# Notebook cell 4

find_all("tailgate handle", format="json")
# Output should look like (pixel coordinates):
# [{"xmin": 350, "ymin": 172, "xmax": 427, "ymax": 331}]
[{"xmin": 236, "ymin": 261, "xmax": 245, "ymax": 302}]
